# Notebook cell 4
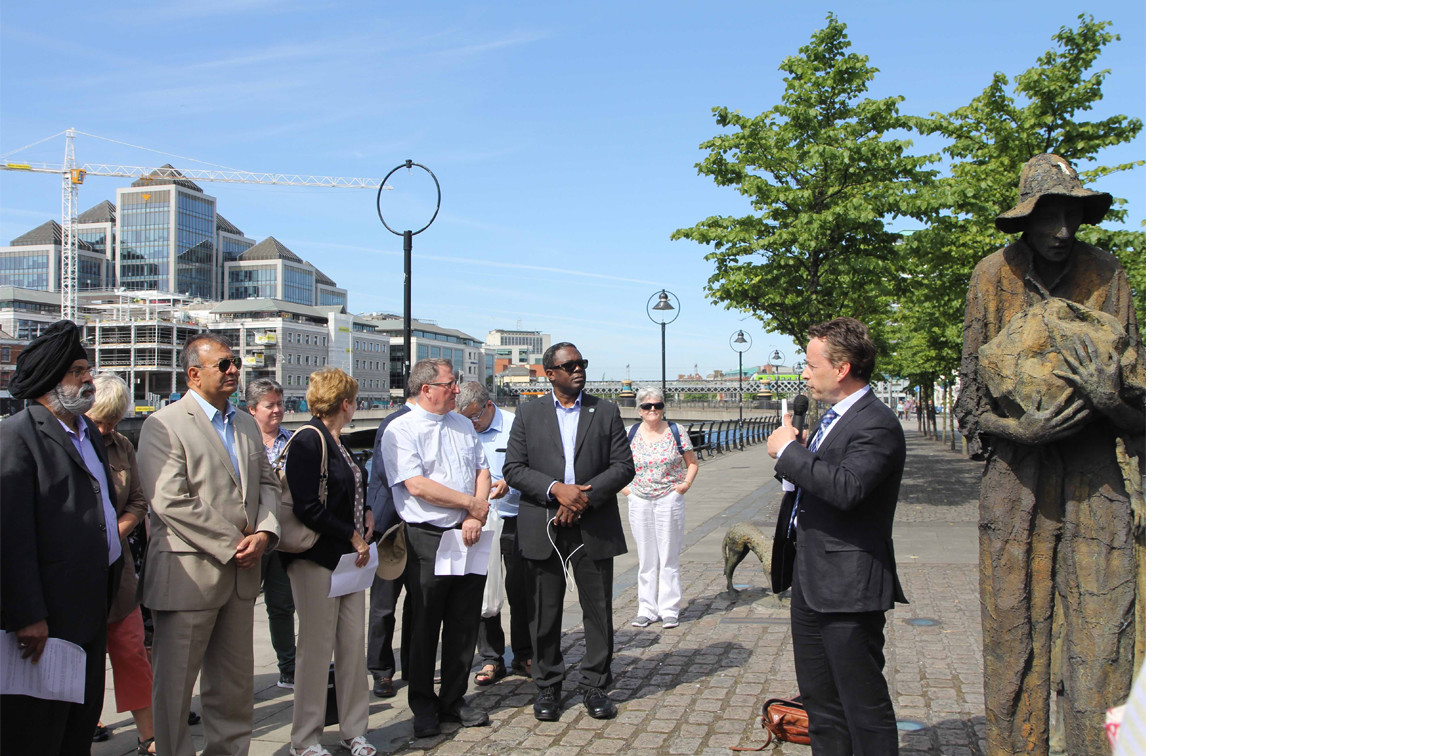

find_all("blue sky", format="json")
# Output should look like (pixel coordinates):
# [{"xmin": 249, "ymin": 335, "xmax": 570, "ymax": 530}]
[{"xmin": 0, "ymin": 0, "xmax": 1144, "ymax": 381}]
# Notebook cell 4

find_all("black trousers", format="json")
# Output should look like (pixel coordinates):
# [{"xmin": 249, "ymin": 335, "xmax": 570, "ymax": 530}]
[
  {"xmin": 527, "ymin": 524, "xmax": 613, "ymax": 690},
  {"xmin": 366, "ymin": 573, "xmax": 412, "ymax": 679},
  {"xmin": 0, "ymin": 634, "xmax": 106, "ymax": 756},
  {"xmin": 476, "ymin": 515, "xmax": 534, "ymax": 669},
  {"xmin": 790, "ymin": 579, "xmax": 899, "ymax": 756},
  {"xmin": 402, "ymin": 523, "xmax": 485, "ymax": 726}
]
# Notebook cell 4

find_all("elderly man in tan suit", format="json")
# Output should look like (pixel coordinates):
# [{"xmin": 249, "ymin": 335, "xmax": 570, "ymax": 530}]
[{"xmin": 137, "ymin": 333, "xmax": 281, "ymax": 756}]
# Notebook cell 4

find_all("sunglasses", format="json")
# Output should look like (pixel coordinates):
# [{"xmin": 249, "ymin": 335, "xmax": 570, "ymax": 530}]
[
  {"xmin": 639, "ymin": 402, "xmax": 664, "ymax": 411},
  {"xmin": 546, "ymin": 359, "xmax": 588, "ymax": 373},
  {"xmin": 202, "ymin": 358, "xmax": 238, "ymax": 373}
]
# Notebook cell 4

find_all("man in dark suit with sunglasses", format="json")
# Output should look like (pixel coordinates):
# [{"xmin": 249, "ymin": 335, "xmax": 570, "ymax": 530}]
[{"xmin": 503, "ymin": 343, "xmax": 634, "ymax": 723}]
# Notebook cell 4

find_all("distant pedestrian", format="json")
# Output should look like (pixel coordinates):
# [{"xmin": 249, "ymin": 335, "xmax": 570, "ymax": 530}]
[
  {"xmin": 1, "ymin": 320, "xmax": 123, "ymax": 756},
  {"xmin": 247, "ymin": 377, "xmax": 297, "ymax": 690},
  {"xmin": 86, "ymin": 372, "xmax": 158, "ymax": 755},
  {"xmin": 458, "ymin": 382, "xmax": 533, "ymax": 687},
  {"xmin": 621, "ymin": 386, "xmax": 697, "ymax": 630}
]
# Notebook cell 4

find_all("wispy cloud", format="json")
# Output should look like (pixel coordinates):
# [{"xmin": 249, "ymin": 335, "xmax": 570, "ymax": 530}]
[{"xmin": 298, "ymin": 241, "xmax": 662, "ymax": 286}]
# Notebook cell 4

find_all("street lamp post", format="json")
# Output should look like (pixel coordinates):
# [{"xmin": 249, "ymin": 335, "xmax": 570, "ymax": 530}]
[
  {"xmin": 647, "ymin": 289, "xmax": 680, "ymax": 400},
  {"xmin": 376, "ymin": 160, "xmax": 440, "ymax": 392},
  {"xmin": 730, "ymin": 330, "xmax": 752, "ymax": 439}
]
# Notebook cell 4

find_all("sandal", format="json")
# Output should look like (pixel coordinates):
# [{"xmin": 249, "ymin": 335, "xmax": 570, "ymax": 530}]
[
  {"xmin": 137, "ymin": 736, "xmax": 156, "ymax": 755},
  {"xmin": 342, "ymin": 735, "xmax": 378, "ymax": 756},
  {"xmin": 513, "ymin": 658, "xmax": 533, "ymax": 678},
  {"xmin": 473, "ymin": 663, "xmax": 504, "ymax": 686},
  {"xmin": 289, "ymin": 745, "xmax": 332, "ymax": 756}
]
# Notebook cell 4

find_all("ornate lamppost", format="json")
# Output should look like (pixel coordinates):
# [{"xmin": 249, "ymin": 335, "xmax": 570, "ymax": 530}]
[
  {"xmin": 730, "ymin": 329, "xmax": 752, "ymax": 426},
  {"xmin": 647, "ymin": 289, "xmax": 680, "ymax": 400}
]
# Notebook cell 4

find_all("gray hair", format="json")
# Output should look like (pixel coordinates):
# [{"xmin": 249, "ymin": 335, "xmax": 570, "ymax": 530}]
[
  {"xmin": 245, "ymin": 377, "xmax": 283, "ymax": 407},
  {"xmin": 88, "ymin": 371, "xmax": 133, "ymax": 422},
  {"xmin": 407, "ymin": 358, "xmax": 452, "ymax": 398},
  {"xmin": 457, "ymin": 380, "xmax": 491, "ymax": 413},
  {"xmin": 181, "ymin": 331, "xmax": 232, "ymax": 371},
  {"xmin": 636, "ymin": 386, "xmax": 665, "ymax": 405}
]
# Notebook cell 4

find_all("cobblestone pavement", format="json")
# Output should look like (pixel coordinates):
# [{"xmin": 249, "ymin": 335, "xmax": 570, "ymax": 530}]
[{"xmin": 93, "ymin": 424, "xmax": 989, "ymax": 756}]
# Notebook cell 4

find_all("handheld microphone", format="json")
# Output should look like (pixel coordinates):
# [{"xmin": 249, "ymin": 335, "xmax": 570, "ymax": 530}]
[{"xmin": 791, "ymin": 394, "xmax": 810, "ymax": 438}]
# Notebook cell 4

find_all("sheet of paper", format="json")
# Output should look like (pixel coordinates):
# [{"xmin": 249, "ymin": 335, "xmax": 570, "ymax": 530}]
[
  {"xmin": 0, "ymin": 631, "xmax": 86, "ymax": 704},
  {"xmin": 434, "ymin": 529, "xmax": 494, "ymax": 576},
  {"xmin": 328, "ymin": 543, "xmax": 380, "ymax": 598}
]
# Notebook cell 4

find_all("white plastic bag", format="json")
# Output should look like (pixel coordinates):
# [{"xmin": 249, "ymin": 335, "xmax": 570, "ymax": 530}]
[{"xmin": 480, "ymin": 506, "xmax": 505, "ymax": 618}]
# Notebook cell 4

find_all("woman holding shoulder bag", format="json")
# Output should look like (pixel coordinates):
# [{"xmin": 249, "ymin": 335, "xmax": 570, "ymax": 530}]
[{"xmin": 282, "ymin": 368, "xmax": 376, "ymax": 756}]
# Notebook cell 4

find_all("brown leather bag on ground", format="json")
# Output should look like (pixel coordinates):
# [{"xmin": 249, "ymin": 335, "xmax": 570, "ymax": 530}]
[{"xmin": 731, "ymin": 696, "xmax": 809, "ymax": 751}]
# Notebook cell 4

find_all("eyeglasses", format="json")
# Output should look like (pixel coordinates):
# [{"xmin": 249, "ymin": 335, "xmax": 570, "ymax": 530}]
[
  {"xmin": 66, "ymin": 366, "xmax": 97, "ymax": 378},
  {"xmin": 425, "ymin": 379, "xmax": 461, "ymax": 390},
  {"xmin": 639, "ymin": 402, "xmax": 664, "ymax": 411},
  {"xmin": 201, "ymin": 358, "xmax": 238, "ymax": 373},
  {"xmin": 546, "ymin": 359, "xmax": 588, "ymax": 373}
]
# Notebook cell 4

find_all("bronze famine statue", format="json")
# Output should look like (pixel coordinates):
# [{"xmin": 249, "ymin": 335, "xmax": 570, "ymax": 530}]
[{"xmin": 958, "ymin": 154, "xmax": 1145, "ymax": 756}]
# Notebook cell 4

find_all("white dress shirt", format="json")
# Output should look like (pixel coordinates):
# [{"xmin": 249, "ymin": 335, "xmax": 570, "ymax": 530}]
[{"xmin": 383, "ymin": 406, "xmax": 488, "ymax": 528}]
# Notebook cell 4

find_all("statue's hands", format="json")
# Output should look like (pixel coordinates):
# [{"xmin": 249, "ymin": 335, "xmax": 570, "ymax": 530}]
[
  {"xmin": 1054, "ymin": 334, "xmax": 1124, "ymax": 414},
  {"xmin": 1011, "ymin": 387, "xmax": 1092, "ymax": 445}
]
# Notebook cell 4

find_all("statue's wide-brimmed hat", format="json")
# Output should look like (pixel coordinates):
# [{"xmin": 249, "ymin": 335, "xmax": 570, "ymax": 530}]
[
  {"xmin": 376, "ymin": 523, "xmax": 407, "ymax": 581},
  {"xmin": 995, "ymin": 154, "xmax": 1113, "ymax": 234}
]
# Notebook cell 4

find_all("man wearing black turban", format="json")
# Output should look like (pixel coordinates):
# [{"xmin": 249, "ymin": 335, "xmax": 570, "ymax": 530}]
[{"xmin": 1, "ymin": 320, "xmax": 124, "ymax": 756}]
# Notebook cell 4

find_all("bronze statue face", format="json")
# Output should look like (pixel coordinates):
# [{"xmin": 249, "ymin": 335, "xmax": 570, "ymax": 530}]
[{"xmin": 1021, "ymin": 196, "xmax": 1085, "ymax": 263}]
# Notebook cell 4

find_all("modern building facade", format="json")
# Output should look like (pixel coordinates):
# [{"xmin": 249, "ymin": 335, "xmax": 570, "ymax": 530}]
[
  {"xmin": 1, "ymin": 220, "xmax": 109, "ymax": 292},
  {"xmin": 485, "ymin": 328, "xmax": 550, "ymax": 367},
  {"xmin": 222, "ymin": 237, "xmax": 347, "ymax": 309},
  {"xmin": 360, "ymin": 314, "xmax": 487, "ymax": 398}
]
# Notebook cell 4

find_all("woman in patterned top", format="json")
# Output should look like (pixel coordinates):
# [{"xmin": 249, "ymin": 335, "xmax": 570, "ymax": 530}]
[
  {"xmin": 283, "ymin": 368, "xmax": 376, "ymax": 756},
  {"xmin": 621, "ymin": 387, "xmax": 698, "ymax": 629}
]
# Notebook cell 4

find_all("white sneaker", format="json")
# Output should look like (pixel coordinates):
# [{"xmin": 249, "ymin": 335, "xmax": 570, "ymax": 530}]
[
  {"xmin": 662, "ymin": 616, "xmax": 679, "ymax": 628},
  {"xmin": 631, "ymin": 615, "xmax": 658, "ymax": 628}
]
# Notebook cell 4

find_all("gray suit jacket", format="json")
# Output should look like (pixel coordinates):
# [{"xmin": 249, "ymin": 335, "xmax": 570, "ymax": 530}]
[
  {"xmin": 503, "ymin": 392, "xmax": 635, "ymax": 561},
  {"xmin": 136, "ymin": 392, "xmax": 281, "ymax": 611}
]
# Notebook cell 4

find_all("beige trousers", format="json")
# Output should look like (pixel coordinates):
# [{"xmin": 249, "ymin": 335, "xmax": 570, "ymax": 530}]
[
  {"xmin": 151, "ymin": 592, "xmax": 257, "ymax": 756},
  {"xmin": 287, "ymin": 557, "xmax": 369, "ymax": 748}
]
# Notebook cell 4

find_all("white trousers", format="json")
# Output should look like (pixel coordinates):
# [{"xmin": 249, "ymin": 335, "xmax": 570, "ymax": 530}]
[{"xmin": 627, "ymin": 490, "xmax": 685, "ymax": 620}]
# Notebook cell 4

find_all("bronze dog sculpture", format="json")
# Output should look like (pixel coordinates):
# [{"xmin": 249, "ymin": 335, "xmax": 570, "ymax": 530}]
[{"xmin": 722, "ymin": 521, "xmax": 773, "ymax": 594}]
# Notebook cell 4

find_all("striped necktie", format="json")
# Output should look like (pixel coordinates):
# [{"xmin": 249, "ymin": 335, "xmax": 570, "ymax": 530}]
[{"xmin": 790, "ymin": 409, "xmax": 839, "ymax": 536}]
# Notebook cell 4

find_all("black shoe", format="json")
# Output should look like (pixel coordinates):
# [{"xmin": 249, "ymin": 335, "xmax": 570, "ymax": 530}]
[
  {"xmin": 413, "ymin": 718, "xmax": 441, "ymax": 739},
  {"xmin": 92, "ymin": 725, "xmax": 112, "ymax": 743},
  {"xmin": 441, "ymin": 701, "xmax": 490, "ymax": 728},
  {"xmin": 188, "ymin": 711, "xmax": 201, "ymax": 726},
  {"xmin": 533, "ymin": 686, "xmax": 561, "ymax": 722},
  {"xmin": 372, "ymin": 676, "xmax": 396, "ymax": 698},
  {"xmin": 582, "ymin": 686, "xmax": 617, "ymax": 719}
]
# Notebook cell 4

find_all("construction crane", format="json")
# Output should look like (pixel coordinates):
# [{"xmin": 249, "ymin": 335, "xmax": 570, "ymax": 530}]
[{"xmin": 2, "ymin": 128, "xmax": 386, "ymax": 321}]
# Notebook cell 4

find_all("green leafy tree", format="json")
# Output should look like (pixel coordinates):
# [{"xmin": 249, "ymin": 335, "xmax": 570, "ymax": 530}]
[
  {"xmin": 886, "ymin": 14, "xmax": 1145, "ymax": 387},
  {"xmin": 672, "ymin": 13, "xmax": 935, "ymax": 349}
]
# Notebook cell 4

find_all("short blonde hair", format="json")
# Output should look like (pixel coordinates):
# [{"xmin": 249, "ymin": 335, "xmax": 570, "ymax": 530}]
[
  {"xmin": 306, "ymin": 368, "xmax": 358, "ymax": 418},
  {"xmin": 88, "ymin": 371, "xmax": 134, "ymax": 422}
]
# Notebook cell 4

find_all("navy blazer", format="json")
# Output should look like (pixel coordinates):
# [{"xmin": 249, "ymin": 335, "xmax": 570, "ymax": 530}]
[
  {"xmin": 0, "ymin": 406, "xmax": 117, "ymax": 646},
  {"xmin": 502, "ymin": 392, "xmax": 635, "ymax": 561},
  {"xmin": 284, "ymin": 418, "xmax": 369, "ymax": 571},
  {"xmin": 367, "ymin": 405, "xmax": 410, "ymax": 536},
  {"xmin": 772, "ymin": 389, "xmax": 908, "ymax": 613}
]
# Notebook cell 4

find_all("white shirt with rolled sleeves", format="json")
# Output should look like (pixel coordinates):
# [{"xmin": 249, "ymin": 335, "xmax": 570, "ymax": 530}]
[
  {"xmin": 382, "ymin": 407, "xmax": 488, "ymax": 528},
  {"xmin": 477, "ymin": 408, "xmax": 521, "ymax": 518}
]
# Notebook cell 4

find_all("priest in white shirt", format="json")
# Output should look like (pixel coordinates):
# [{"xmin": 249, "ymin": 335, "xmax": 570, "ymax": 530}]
[{"xmin": 381, "ymin": 358, "xmax": 492, "ymax": 739}]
